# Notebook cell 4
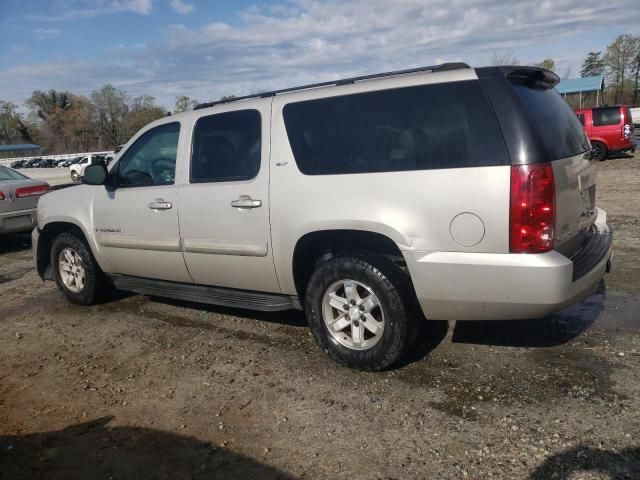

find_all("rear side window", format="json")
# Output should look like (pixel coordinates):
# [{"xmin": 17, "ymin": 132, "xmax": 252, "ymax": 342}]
[
  {"xmin": 283, "ymin": 81, "xmax": 508, "ymax": 175},
  {"xmin": 191, "ymin": 109, "xmax": 261, "ymax": 183},
  {"xmin": 512, "ymin": 83, "xmax": 590, "ymax": 160},
  {"xmin": 593, "ymin": 107, "xmax": 622, "ymax": 127}
]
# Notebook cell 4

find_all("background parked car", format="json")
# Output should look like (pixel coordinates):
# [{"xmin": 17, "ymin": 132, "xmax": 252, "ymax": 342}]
[
  {"xmin": 23, "ymin": 158, "xmax": 41, "ymax": 168},
  {"xmin": 575, "ymin": 105, "xmax": 635, "ymax": 160},
  {"xmin": 0, "ymin": 165, "xmax": 49, "ymax": 235},
  {"xmin": 10, "ymin": 160, "xmax": 26, "ymax": 168},
  {"xmin": 69, "ymin": 155, "xmax": 103, "ymax": 181}
]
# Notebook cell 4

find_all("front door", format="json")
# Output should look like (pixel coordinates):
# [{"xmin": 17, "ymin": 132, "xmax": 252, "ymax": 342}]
[
  {"xmin": 178, "ymin": 102, "xmax": 280, "ymax": 292},
  {"xmin": 92, "ymin": 121, "xmax": 192, "ymax": 283}
]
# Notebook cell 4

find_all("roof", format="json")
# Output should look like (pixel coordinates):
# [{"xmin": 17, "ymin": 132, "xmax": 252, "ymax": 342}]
[
  {"xmin": 0, "ymin": 143, "xmax": 41, "ymax": 153},
  {"xmin": 556, "ymin": 75, "xmax": 604, "ymax": 95},
  {"xmin": 195, "ymin": 62, "xmax": 471, "ymax": 110}
]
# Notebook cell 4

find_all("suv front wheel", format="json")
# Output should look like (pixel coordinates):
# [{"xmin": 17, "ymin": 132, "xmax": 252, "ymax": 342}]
[
  {"xmin": 305, "ymin": 255, "xmax": 414, "ymax": 371},
  {"xmin": 51, "ymin": 232, "xmax": 107, "ymax": 305}
]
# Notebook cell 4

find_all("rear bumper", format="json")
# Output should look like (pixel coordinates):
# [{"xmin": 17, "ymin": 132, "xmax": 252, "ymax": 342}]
[
  {"xmin": 0, "ymin": 208, "xmax": 37, "ymax": 234},
  {"xmin": 406, "ymin": 208, "xmax": 612, "ymax": 321}
]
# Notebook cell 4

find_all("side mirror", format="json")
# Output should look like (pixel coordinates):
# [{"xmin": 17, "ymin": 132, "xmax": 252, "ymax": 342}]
[{"xmin": 82, "ymin": 163, "xmax": 108, "ymax": 185}]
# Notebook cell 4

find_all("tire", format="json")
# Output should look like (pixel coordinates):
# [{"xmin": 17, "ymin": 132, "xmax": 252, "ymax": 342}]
[
  {"xmin": 304, "ymin": 254, "xmax": 415, "ymax": 371},
  {"xmin": 51, "ymin": 232, "xmax": 108, "ymax": 305},
  {"xmin": 71, "ymin": 171, "xmax": 79, "ymax": 181},
  {"xmin": 591, "ymin": 141, "xmax": 607, "ymax": 161}
]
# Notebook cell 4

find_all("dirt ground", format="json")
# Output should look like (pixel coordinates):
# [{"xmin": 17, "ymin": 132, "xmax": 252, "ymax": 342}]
[{"xmin": 1, "ymin": 155, "xmax": 639, "ymax": 479}]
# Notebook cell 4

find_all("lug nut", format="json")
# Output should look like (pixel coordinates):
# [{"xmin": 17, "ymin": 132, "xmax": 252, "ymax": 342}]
[
  {"xmin": 361, "ymin": 316, "xmax": 366, "ymax": 322},
  {"xmin": 350, "ymin": 300, "xmax": 356, "ymax": 306}
]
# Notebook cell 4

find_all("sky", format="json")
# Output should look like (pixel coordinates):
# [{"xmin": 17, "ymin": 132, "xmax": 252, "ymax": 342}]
[{"xmin": 1, "ymin": 0, "xmax": 639, "ymax": 111}]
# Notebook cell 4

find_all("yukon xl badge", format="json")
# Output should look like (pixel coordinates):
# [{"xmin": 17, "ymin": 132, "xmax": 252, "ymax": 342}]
[{"xmin": 96, "ymin": 228, "xmax": 122, "ymax": 233}]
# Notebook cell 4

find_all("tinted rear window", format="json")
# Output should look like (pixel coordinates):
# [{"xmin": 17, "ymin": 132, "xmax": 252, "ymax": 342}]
[
  {"xmin": 593, "ymin": 107, "xmax": 622, "ymax": 127},
  {"xmin": 512, "ymin": 83, "xmax": 590, "ymax": 160},
  {"xmin": 0, "ymin": 166, "xmax": 28, "ymax": 181},
  {"xmin": 283, "ymin": 81, "xmax": 508, "ymax": 175}
]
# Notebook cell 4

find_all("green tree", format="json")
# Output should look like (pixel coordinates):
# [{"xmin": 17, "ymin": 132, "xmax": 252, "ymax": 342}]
[
  {"xmin": 535, "ymin": 59, "xmax": 555, "ymax": 71},
  {"xmin": 0, "ymin": 101, "xmax": 34, "ymax": 144},
  {"xmin": 581, "ymin": 51, "xmax": 605, "ymax": 77}
]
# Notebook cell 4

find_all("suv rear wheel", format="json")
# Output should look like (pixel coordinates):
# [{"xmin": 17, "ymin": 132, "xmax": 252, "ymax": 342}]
[
  {"xmin": 304, "ymin": 255, "xmax": 414, "ymax": 371},
  {"xmin": 591, "ymin": 141, "xmax": 607, "ymax": 161},
  {"xmin": 51, "ymin": 232, "xmax": 108, "ymax": 305}
]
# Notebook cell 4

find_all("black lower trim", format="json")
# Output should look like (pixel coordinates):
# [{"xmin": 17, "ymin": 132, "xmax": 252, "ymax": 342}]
[
  {"xmin": 106, "ymin": 274, "xmax": 302, "ymax": 311},
  {"xmin": 571, "ymin": 225, "xmax": 612, "ymax": 282},
  {"xmin": 608, "ymin": 146, "xmax": 635, "ymax": 155}
]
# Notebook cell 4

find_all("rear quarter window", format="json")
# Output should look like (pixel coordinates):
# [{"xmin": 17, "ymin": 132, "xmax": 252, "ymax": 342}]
[
  {"xmin": 283, "ymin": 81, "xmax": 508, "ymax": 175},
  {"xmin": 513, "ymin": 83, "xmax": 590, "ymax": 160},
  {"xmin": 593, "ymin": 107, "xmax": 622, "ymax": 127}
]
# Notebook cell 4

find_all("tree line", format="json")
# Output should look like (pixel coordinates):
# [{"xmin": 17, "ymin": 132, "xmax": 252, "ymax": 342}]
[
  {"xmin": 0, "ymin": 88, "xmax": 202, "ymax": 155},
  {"xmin": 2, "ymin": 33, "xmax": 639, "ymax": 155}
]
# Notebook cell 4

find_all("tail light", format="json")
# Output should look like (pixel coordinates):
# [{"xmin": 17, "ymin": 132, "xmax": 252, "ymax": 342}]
[
  {"xmin": 15, "ymin": 184, "xmax": 49, "ymax": 198},
  {"xmin": 0, "ymin": 191, "xmax": 5, "ymax": 201},
  {"xmin": 509, "ymin": 163, "xmax": 556, "ymax": 253},
  {"xmin": 623, "ymin": 124, "xmax": 632, "ymax": 139}
]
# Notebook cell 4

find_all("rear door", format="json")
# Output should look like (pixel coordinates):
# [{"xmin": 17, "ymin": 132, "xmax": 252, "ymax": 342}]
[
  {"xmin": 177, "ymin": 101, "xmax": 280, "ymax": 293},
  {"xmin": 592, "ymin": 107, "xmax": 624, "ymax": 149},
  {"xmin": 509, "ymin": 80, "xmax": 596, "ymax": 256}
]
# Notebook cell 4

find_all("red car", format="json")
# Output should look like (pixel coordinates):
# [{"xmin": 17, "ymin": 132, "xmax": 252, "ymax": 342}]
[{"xmin": 575, "ymin": 105, "xmax": 635, "ymax": 160}]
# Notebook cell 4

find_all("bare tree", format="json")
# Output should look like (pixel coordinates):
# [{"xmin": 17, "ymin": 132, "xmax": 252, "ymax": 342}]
[
  {"xmin": 604, "ymin": 34, "xmax": 640, "ymax": 104},
  {"xmin": 90, "ymin": 85, "xmax": 130, "ymax": 148},
  {"xmin": 174, "ymin": 95, "xmax": 198, "ymax": 113},
  {"xmin": 491, "ymin": 50, "xmax": 520, "ymax": 66}
]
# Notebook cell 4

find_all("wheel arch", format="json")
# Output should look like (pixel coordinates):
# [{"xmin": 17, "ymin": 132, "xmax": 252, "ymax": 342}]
[
  {"xmin": 589, "ymin": 137, "xmax": 610, "ymax": 150},
  {"xmin": 36, "ymin": 221, "xmax": 96, "ymax": 280},
  {"xmin": 291, "ymin": 229, "xmax": 409, "ymax": 299}
]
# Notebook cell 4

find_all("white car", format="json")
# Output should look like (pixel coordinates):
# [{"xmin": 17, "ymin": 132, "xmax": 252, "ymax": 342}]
[{"xmin": 69, "ymin": 155, "xmax": 102, "ymax": 181}]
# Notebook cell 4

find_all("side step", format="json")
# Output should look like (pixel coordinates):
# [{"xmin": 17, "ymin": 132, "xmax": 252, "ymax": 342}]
[{"xmin": 107, "ymin": 274, "xmax": 302, "ymax": 312}]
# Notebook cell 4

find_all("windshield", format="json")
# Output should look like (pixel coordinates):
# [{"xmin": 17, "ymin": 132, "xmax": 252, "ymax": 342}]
[
  {"xmin": 512, "ymin": 82, "xmax": 591, "ymax": 160},
  {"xmin": 0, "ymin": 166, "xmax": 28, "ymax": 181}
]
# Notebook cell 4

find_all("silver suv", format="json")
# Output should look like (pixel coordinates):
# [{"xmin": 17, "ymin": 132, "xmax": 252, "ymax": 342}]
[{"xmin": 33, "ymin": 64, "xmax": 613, "ymax": 370}]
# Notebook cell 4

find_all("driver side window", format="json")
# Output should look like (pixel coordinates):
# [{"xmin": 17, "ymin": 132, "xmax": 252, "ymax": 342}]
[{"xmin": 117, "ymin": 122, "xmax": 180, "ymax": 187}]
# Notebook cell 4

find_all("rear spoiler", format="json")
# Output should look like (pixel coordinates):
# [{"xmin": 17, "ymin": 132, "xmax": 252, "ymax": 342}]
[{"xmin": 492, "ymin": 66, "xmax": 560, "ymax": 89}]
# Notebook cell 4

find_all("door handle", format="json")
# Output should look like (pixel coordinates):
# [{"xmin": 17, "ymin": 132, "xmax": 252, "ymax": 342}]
[
  {"xmin": 231, "ymin": 196, "xmax": 262, "ymax": 209},
  {"xmin": 148, "ymin": 200, "xmax": 173, "ymax": 210}
]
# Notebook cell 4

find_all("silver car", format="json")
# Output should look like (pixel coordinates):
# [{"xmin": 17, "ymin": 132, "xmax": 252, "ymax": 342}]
[
  {"xmin": 0, "ymin": 166, "xmax": 49, "ymax": 235},
  {"xmin": 32, "ymin": 63, "xmax": 613, "ymax": 370}
]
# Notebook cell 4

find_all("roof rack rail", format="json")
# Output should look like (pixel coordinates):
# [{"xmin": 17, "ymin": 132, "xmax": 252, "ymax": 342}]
[{"xmin": 194, "ymin": 62, "xmax": 470, "ymax": 110}]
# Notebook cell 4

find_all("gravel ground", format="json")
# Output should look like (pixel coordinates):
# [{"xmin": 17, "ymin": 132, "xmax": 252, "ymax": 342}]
[{"xmin": 1, "ymin": 155, "xmax": 639, "ymax": 479}]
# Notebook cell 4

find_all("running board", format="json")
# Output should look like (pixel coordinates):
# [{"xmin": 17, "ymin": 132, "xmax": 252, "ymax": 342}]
[{"xmin": 107, "ymin": 274, "xmax": 302, "ymax": 311}]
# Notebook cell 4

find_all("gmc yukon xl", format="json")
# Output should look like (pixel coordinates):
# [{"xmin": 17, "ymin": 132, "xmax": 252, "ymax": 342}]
[{"xmin": 33, "ymin": 64, "xmax": 613, "ymax": 370}]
